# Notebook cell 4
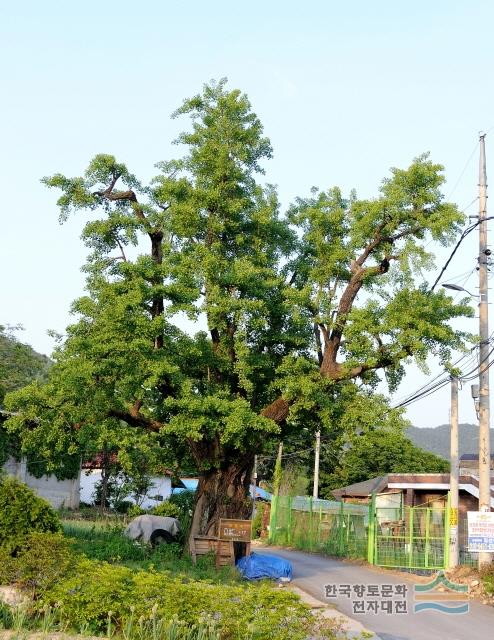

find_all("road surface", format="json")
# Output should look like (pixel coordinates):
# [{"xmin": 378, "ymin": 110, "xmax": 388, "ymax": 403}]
[{"xmin": 258, "ymin": 545, "xmax": 494, "ymax": 640}]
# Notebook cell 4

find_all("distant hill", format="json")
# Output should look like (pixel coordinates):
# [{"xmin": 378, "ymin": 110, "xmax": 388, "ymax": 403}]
[
  {"xmin": 406, "ymin": 424, "xmax": 494, "ymax": 461},
  {"xmin": 0, "ymin": 325, "xmax": 51, "ymax": 404}
]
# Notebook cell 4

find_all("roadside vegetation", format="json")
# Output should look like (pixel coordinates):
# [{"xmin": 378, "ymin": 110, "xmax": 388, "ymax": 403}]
[{"xmin": 0, "ymin": 477, "xmax": 348, "ymax": 639}]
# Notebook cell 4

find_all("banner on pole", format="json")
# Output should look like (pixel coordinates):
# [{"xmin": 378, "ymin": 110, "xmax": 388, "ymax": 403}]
[{"xmin": 467, "ymin": 511, "xmax": 494, "ymax": 552}]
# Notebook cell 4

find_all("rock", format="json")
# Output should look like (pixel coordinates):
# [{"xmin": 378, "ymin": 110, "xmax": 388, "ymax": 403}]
[
  {"xmin": 0, "ymin": 586, "xmax": 27, "ymax": 608},
  {"xmin": 470, "ymin": 580, "xmax": 480, "ymax": 588}
]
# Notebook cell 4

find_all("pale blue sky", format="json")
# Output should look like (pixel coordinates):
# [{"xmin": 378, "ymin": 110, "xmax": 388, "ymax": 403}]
[{"xmin": 1, "ymin": 1, "xmax": 493, "ymax": 427}]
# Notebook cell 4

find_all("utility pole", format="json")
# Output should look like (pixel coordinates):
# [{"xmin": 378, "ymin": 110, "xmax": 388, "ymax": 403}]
[
  {"xmin": 449, "ymin": 376, "xmax": 459, "ymax": 568},
  {"xmin": 274, "ymin": 441, "xmax": 283, "ymax": 496},
  {"xmin": 251, "ymin": 455, "xmax": 258, "ymax": 517},
  {"xmin": 313, "ymin": 430, "xmax": 321, "ymax": 499},
  {"xmin": 478, "ymin": 133, "xmax": 492, "ymax": 567}
]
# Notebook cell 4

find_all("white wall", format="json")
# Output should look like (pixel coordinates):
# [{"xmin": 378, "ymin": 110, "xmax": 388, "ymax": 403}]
[
  {"xmin": 79, "ymin": 470, "xmax": 172, "ymax": 509},
  {"xmin": 3, "ymin": 457, "xmax": 80, "ymax": 509}
]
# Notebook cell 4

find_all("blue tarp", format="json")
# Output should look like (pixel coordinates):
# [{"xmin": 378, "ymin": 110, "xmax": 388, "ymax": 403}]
[
  {"xmin": 250, "ymin": 485, "xmax": 272, "ymax": 501},
  {"xmin": 236, "ymin": 552, "xmax": 292, "ymax": 581}
]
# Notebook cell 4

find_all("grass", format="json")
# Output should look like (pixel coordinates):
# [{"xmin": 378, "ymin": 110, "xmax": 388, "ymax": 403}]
[{"xmin": 62, "ymin": 520, "xmax": 240, "ymax": 583}]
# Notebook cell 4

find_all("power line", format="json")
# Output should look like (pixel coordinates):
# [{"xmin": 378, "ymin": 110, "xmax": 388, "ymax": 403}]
[{"xmin": 446, "ymin": 142, "xmax": 479, "ymax": 201}]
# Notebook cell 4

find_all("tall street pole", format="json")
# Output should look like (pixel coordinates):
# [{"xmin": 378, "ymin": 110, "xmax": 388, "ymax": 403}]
[
  {"xmin": 274, "ymin": 441, "xmax": 283, "ymax": 497},
  {"xmin": 449, "ymin": 376, "xmax": 459, "ymax": 568},
  {"xmin": 313, "ymin": 430, "xmax": 321, "ymax": 499},
  {"xmin": 478, "ymin": 133, "xmax": 492, "ymax": 567}
]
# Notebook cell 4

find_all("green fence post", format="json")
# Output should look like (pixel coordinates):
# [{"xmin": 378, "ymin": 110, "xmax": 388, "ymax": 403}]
[
  {"xmin": 408, "ymin": 507, "xmax": 414, "ymax": 568},
  {"xmin": 318, "ymin": 504, "xmax": 323, "ymax": 548},
  {"xmin": 367, "ymin": 494, "xmax": 376, "ymax": 565},
  {"xmin": 269, "ymin": 495, "xmax": 277, "ymax": 543},
  {"xmin": 309, "ymin": 497, "xmax": 313, "ymax": 551},
  {"xmin": 425, "ymin": 508, "xmax": 431, "ymax": 569},
  {"xmin": 444, "ymin": 492, "xmax": 451, "ymax": 570},
  {"xmin": 287, "ymin": 496, "xmax": 292, "ymax": 545},
  {"xmin": 338, "ymin": 501, "xmax": 345, "ymax": 556}
]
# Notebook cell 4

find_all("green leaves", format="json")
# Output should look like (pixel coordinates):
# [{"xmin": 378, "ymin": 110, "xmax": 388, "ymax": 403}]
[
  {"xmin": 323, "ymin": 428, "xmax": 450, "ymax": 493},
  {"xmin": 5, "ymin": 80, "xmax": 475, "ymax": 506}
]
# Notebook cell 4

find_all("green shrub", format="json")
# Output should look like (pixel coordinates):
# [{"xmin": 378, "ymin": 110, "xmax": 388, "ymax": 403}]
[
  {"xmin": 0, "ymin": 477, "xmax": 61, "ymax": 549},
  {"xmin": 480, "ymin": 564, "xmax": 494, "ymax": 595},
  {"xmin": 12, "ymin": 532, "xmax": 74, "ymax": 590},
  {"xmin": 0, "ymin": 532, "xmax": 74, "ymax": 591},
  {"xmin": 169, "ymin": 490, "xmax": 195, "ymax": 515},
  {"xmin": 63, "ymin": 522, "xmax": 148, "ymax": 562},
  {"xmin": 0, "ymin": 544, "xmax": 16, "ymax": 584},
  {"xmin": 251, "ymin": 502, "xmax": 267, "ymax": 539},
  {"xmin": 169, "ymin": 490, "xmax": 195, "ymax": 540},
  {"xmin": 38, "ymin": 557, "xmax": 336, "ymax": 639},
  {"xmin": 114, "ymin": 499, "xmax": 134, "ymax": 514},
  {"xmin": 0, "ymin": 601, "xmax": 13, "ymax": 629},
  {"xmin": 151, "ymin": 501, "xmax": 181, "ymax": 518},
  {"xmin": 127, "ymin": 504, "xmax": 146, "ymax": 518}
]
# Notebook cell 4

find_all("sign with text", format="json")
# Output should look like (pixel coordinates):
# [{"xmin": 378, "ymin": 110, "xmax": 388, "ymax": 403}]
[
  {"xmin": 218, "ymin": 518, "xmax": 252, "ymax": 542},
  {"xmin": 467, "ymin": 511, "xmax": 494, "ymax": 552}
]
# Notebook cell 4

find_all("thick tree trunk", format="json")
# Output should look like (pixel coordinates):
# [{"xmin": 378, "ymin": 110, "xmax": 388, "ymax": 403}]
[{"xmin": 188, "ymin": 458, "xmax": 254, "ymax": 552}]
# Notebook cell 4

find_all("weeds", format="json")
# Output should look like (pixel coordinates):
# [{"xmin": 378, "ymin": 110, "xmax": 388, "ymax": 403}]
[
  {"xmin": 480, "ymin": 563, "xmax": 494, "ymax": 595},
  {"xmin": 62, "ymin": 520, "xmax": 239, "ymax": 583}
]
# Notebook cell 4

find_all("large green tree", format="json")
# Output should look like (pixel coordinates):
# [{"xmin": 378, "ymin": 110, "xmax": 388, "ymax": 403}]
[
  {"xmin": 5, "ymin": 80, "xmax": 471, "ymax": 546},
  {"xmin": 320, "ymin": 429, "xmax": 450, "ymax": 495}
]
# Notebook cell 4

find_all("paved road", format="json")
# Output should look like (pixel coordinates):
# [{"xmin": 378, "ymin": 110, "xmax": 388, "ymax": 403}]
[{"xmin": 258, "ymin": 546, "xmax": 494, "ymax": 640}]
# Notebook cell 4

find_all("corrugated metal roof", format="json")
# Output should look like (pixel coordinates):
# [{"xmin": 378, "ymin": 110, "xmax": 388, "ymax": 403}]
[{"xmin": 332, "ymin": 475, "xmax": 388, "ymax": 497}]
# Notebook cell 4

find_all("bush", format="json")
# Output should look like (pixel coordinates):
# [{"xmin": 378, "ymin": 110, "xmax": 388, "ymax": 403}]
[
  {"xmin": 480, "ymin": 564, "xmax": 494, "ymax": 595},
  {"xmin": 0, "ymin": 601, "xmax": 13, "ymax": 629},
  {"xmin": 169, "ymin": 490, "xmax": 195, "ymax": 540},
  {"xmin": 251, "ymin": 502, "xmax": 267, "ymax": 539},
  {"xmin": 127, "ymin": 504, "xmax": 146, "ymax": 519},
  {"xmin": 63, "ymin": 522, "xmax": 148, "ymax": 563},
  {"xmin": 151, "ymin": 501, "xmax": 181, "ymax": 518},
  {"xmin": 169, "ymin": 490, "xmax": 195, "ymax": 515},
  {"xmin": 0, "ymin": 477, "xmax": 61, "ymax": 550},
  {"xmin": 38, "ymin": 557, "xmax": 336, "ymax": 639},
  {"xmin": 114, "ymin": 500, "xmax": 134, "ymax": 514},
  {"xmin": 3, "ymin": 532, "xmax": 74, "ymax": 591}
]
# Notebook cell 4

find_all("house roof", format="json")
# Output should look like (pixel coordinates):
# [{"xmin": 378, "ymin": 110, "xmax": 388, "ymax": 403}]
[
  {"xmin": 81, "ymin": 454, "xmax": 174, "ymax": 477},
  {"xmin": 460, "ymin": 453, "xmax": 494, "ymax": 461},
  {"xmin": 332, "ymin": 476, "xmax": 388, "ymax": 498}
]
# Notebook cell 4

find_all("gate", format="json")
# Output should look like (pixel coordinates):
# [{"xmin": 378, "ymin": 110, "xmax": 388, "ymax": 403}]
[{"xmin": 371, "ymin": 497, "xmax": 449, "ymax": 570}]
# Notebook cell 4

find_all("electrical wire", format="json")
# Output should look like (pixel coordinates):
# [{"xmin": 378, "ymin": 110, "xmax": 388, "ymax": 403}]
[{"xmin": 445, "ymin": 142, "xmax": 479, "ymax": 201}]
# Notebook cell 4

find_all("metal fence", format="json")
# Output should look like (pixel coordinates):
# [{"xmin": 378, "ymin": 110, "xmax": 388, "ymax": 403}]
[
  {"xmin": 458, "ymin": 515, "xmax": 477, "ymax": 567},
  {"xmin": 269, "ymin": 493, "xmax": 463, "ymax": 571},
  {"xmin": 269, "ymin": 495, "xmax": 368, "ymax": 559},
  {"xmin": 268, "ymin": 493, "xmax": 485, "ymax": 571},
  {"xmin": 370, "ymin": 498, "xmax": 449, "ymax": 570}
]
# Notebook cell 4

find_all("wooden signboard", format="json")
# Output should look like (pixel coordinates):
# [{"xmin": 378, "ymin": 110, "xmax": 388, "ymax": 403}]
[
  {"xmin": 215, "ymin": 518, "xmax": 252, "ymax": 568},
  {"xmin": 218, "ymin": 518, "xmax": 252, "ymax": 542}
]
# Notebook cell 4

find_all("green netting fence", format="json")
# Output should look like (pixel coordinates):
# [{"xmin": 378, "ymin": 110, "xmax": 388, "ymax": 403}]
[
  {"xmin": 371, "ymin": 500, "xmax": 449, "ymax": 570},
  {"xmin": 268, "ymin": 495, "xmax": 369, "ymax": 559},
  {"xmin": 269, "ymin": 493, "xmax": 481, "ymax": 570}
]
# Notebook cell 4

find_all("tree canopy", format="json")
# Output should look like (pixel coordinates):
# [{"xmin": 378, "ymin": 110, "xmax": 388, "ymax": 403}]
[
  {"xmin": 320, "ymin": 429, "xmax": 450, "ymax": 495},
  {"xmin": 4, "ymin": 79, "xmax": 472, "ymax": 542}
]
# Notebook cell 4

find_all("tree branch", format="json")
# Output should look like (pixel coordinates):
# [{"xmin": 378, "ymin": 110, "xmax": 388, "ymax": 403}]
[
  {"xmin": 115, "ymin": 238, "xmax": 128, "ymax": 262},
  {"xmin": 109, "ymin": 408, "xmax": 163, "ymax": 432}
]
